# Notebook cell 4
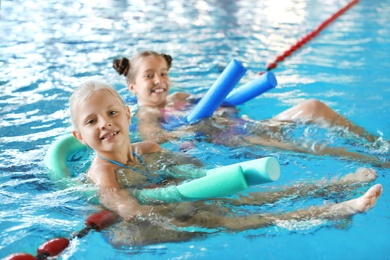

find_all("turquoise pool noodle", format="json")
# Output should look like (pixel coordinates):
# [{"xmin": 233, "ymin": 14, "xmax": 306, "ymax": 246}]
[
  {"xmin": 176, "ymin": 165, "xmax": 247, "ymax": 199},
  {"xmin": 135, "ymin": 165, "xmax": 247, "ymax": 203},
  {"xmin": 44, "ymin": 135, "xmax": 87, "ymax": 181},
  {"xmin": 207, "ymin": 157, "xmax": 280, "ymax": 186},
  {"xmin": 44, "ymin": 135, "xmax": 279, "ymax": 204},
  {"xmin": 44, "ymin": 135, "xmax": 96, "ymax": 202}
]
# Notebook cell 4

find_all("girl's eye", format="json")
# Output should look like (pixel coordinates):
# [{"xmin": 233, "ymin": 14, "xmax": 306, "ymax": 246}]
[
  {"xmin": 86, "ymin": 119, "xmax": 96, "ymax": 125},
  {"xmin": 109, "ymin": 111, "xmax": 117, "ymax": 116},
  {"xmin": 162, "ymin": 72, "xmax": 168, "ymax": 77},
  {"xmin": 145, "ymin": 73, "xmax": 153, "ymax": 79}
]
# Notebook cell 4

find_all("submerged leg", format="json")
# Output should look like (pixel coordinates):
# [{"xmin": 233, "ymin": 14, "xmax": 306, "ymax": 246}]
[
  {"xmin": 228, "ymin": 168, "xmax": 378, "ymax": 206},
  {"xmin": 274, "ymin": 183, "xmax": 383, "ymax": 221},
  {"xmin": 106, "ymin": 184, "xmax": 382, "ymax": 245},
  {"xmin": 173, "ymin": 184, "xmax": 382, "ymax": 231},
  {"xmin": 106, "ymin": 216, "xmax": 204, "ymax": 247},
  {"xmin": 243, "ymin": 134, "xmax": 388, "ymax": 167},
  {"xmin": 272, "ymin": 99, "xmax": 376, "ymax": 142},
  {"xmin": 330, "ymin": 183, "xmax": 382, "ymax": 214}
]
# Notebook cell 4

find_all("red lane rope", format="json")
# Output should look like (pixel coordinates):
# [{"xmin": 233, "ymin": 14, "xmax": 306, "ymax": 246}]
[
  {"xmin": 5, "ymin": 210, "xmax": 119, "ymax": 260},
  {"xmin": 261, "ymin": 0, "xmax": 359, "ymax": 74}
]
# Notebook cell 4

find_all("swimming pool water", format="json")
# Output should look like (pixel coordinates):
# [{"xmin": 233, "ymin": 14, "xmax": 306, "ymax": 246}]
[{"xmin": 1, "ymin": 0, "xmax": 389, "ymax": 259}]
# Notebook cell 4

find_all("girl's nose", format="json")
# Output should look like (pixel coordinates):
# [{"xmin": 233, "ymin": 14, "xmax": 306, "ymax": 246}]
[
  {"xmin": 100, "ymin": 119, "xmax": 112, "ymax": 129},
  {"xmin": 154, "ymin": 74, "xmax": 161, "ymax": 85}
]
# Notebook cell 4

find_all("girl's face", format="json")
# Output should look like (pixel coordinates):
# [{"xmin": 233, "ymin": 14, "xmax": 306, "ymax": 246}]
[
  {"xmin": 128, "ymin": 55, "xmax": 170, "ymax": 107},
  {"xmin": 72, "ymin": 89, "xmax": 131, "ymax": 154}
]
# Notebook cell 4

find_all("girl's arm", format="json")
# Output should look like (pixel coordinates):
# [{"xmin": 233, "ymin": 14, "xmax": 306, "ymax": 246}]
[
  {"xmin": 167, "ymin": 92, "xmax": 191, "ymax": 103},
  {"xmin": 150, "ymin": 149, "xmax": 206, "ymax": 180},
  {"xmin": 88, "ymin": 163, "xmax": 154, "ymax": 221},
  {"xmin": 136, "ymin": 107, "xmax": 187, "ymax": 144},
  {"xmin": 99, "ymin": 187, "xmax": 155, "ymax": 221}
]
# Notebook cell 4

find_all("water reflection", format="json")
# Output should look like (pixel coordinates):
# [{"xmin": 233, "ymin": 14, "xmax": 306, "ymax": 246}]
[{"xmin": 0, "ymin": 0, "xmax": 389, "ymax": 258}]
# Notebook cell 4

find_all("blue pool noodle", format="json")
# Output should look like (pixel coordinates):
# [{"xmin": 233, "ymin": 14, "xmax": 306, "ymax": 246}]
[
  {"xmin": 223, "ymin": 72, "xmax": 277, "ymax": 106},
  {"xmin": 185, "ymin": 59, "xmax": 247, "ymax": 124}
]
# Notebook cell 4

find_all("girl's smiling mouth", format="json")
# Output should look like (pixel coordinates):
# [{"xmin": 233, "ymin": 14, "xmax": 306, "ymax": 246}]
[
  {"xmin": 151, "ymin": 87, "xmax": 167, "ymax": 94},
  {"xmin": 100, "ymin": 131, "xmax": 119, "ymax": 140}
]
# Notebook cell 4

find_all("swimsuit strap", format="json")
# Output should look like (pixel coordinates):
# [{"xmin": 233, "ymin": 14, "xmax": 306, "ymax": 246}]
[
  {"xmin": 98, "ymin": 151, "xmax": 150, "ymax": 174},
  {"xmin": 98, "ymin": 154, "xmax": 130, "ymax": 169},
  {"xmin": 132, "ymin": 151, "xmax": 151, "ymax": 174}
]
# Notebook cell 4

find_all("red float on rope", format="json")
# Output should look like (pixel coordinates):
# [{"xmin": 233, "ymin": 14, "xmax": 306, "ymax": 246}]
[
  {"xmin": 37, "ymin": 237, "xmax": 70, "ymax": 257},
  {"xmin": 5, "ymin": 210, "xmax": 119, "ymax": 260},
  {"xmin": 4, "ymin": 253, "xmax": 36, "ymax": 260},
  {"xmin": 86, "ymin": 210, "xmax": 119, "ymax": 231},
  {"xmin": 263, "ymin": 0, "xmax": 359, "ymax": 73}
]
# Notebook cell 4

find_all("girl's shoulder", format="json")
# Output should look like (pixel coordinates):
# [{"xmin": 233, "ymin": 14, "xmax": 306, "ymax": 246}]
[
  {"xmin": 132, "ymin": 141, "xmax": 163, "ymax": 154},
  {"xmin": 87, "ymin": 160, "xmax": 121, "ymax": 188}
]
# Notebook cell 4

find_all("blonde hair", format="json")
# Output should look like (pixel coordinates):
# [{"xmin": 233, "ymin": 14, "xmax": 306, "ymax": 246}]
[
  {"xmin": 69, "ymin": 80, "xmax": 126, "ymax": 130},
  {"xmin": 113, "ymin": 50, "xmax": 172, "ymax": 84}
]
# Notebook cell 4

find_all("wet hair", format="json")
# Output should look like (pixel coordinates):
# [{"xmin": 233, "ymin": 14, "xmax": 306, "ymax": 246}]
[
  {"xmin": 112, "ymin": 51, "xmax": 172, "ymax": 84},
  {"xmin": 69, "ymin": 80, "xmax": 126, "ymax": 130}
]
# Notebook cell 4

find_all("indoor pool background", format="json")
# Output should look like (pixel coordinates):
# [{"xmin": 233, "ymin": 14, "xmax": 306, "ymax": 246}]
[{"xmin": 1, "ymin": 0, "xmax": 389, "ymax": 259}]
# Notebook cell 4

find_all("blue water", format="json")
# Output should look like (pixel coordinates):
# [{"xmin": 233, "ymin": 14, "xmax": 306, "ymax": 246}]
[{"xmin": 1, "ymin": 0, "xmax": 389, "ymax": 259}]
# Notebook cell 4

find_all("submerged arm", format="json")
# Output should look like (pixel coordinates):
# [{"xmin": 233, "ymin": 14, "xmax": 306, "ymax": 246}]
[
  {"xmin": 138, "ymin": 149, "xmax": 206, "ymax": 181},
  {"xmin": 136, "ymin": 107, "xmax": 188, "ymax": 144},
  {"xmin": 99, "ymin": 187, "xmax": 154, "ymax": 221},
  {"xmin": 88, "ymin": 163, "xmax": 155, "ymax": 221}
]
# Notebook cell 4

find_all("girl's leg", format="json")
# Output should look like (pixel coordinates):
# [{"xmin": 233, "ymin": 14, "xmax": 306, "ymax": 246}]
[
  {"xmin": 106, "ymin": 215, "xmax": 204, "ymax": 247},
  {"xmin": 243, "ymin": 134, "xmax": 388, "ymax": 167},
  {"xmin": 273, "ymin": 183, "xmax": 382, "ymax": 221},
  {"xmin": 272, "ymin": 99, "xmax": 376, "ymax": 142},
  {"xmin": 173, "ymin": 184, "xmax": 382, "ymax": 231},
  {"xmin": 229, "ymin": 168, "xmax": 378, "ymax": 206}
]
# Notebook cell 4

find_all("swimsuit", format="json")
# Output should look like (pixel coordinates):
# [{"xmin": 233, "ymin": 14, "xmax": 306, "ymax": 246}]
[
  {"xmin": 98, "ymin": 151, "xmax": 150, "ymax": 175},
  {"xmin": 99, "ymin": 151, "xmax": 177, "ymax": 190}
]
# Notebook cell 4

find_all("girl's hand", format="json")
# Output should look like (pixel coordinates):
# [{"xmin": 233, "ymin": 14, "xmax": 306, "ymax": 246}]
[{"xmin": 99, "ymin": 187, "xmax": 152, "ymax": 221}]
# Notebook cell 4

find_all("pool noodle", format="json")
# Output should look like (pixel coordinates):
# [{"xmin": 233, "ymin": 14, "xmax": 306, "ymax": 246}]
[
  {"xmin": 44, "ymin": 135, "xmax": 280, "ymax": 204},
  {"xmin": 44, "ymin": 135, "xmax": 96, "ymax": 202},
  {"xmin": 185, "ymin": 59, "xmax": 247, "ymax": 124},
  {"xmin": 44, "ymin": 135, "xmax": 87, "ymax": 181},
  {"xmin": 206, "ymin": 157, "xmax": 280, "ymax": 186},
  {"xmin": 137, "ymin": 157, "xmax": 280, "ymax": 203},
  {"xmin": 223, "ymin": 71, "xmax": 277, "ymax": 106},
  {"xmin": 135, "ymin": 165, "xmax": 248, "ymax": 203}
]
